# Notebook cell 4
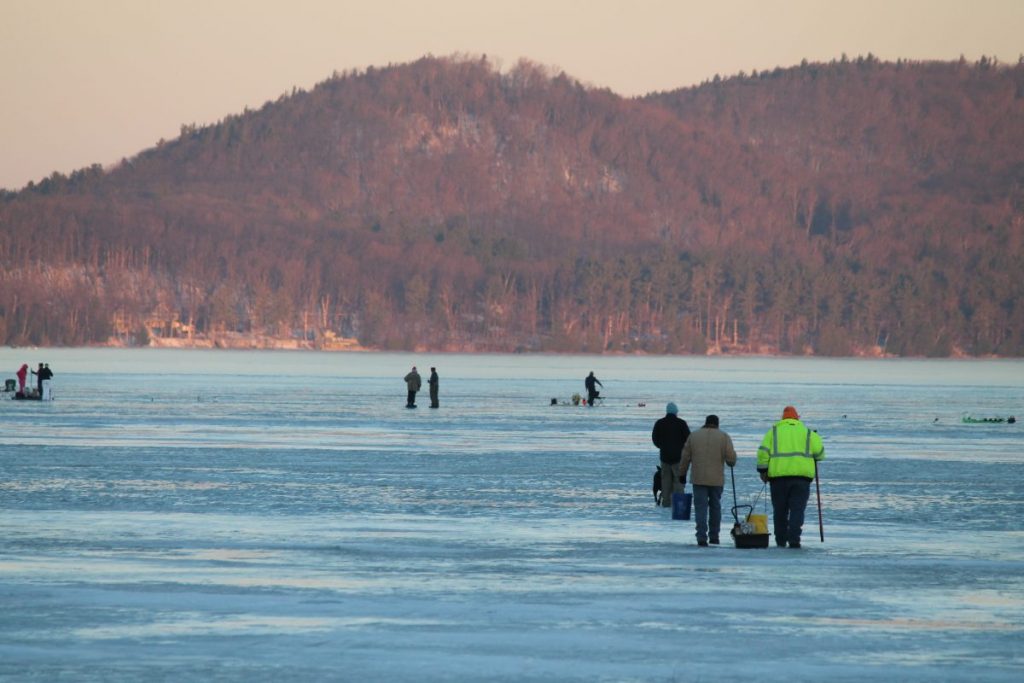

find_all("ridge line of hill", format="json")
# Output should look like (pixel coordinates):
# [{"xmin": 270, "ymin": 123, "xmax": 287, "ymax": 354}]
[{"xmin": 2, "ymin": 54, "xmax": 1022, "ymax": 356}]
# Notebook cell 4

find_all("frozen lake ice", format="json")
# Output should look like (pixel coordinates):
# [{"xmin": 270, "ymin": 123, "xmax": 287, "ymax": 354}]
[{"xmin": 1, "ymin": 349, "xmax": 1023, "ymax": 681}]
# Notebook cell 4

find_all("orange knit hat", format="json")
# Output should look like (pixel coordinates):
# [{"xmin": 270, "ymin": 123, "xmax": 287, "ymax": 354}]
[{"xmin": 782, "ymin": 406, "xmax": 800, "ymax": 420}]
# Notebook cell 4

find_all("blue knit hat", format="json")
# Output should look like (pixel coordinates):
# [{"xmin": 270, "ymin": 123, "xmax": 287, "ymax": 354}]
[{"xmin": 666, "ymin": 402, "xmax": 678, "ymax": 415}]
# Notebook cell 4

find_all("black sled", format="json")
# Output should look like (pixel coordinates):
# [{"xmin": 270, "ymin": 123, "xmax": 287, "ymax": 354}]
[{"xmin": 729, "ymin": 467, "xmax": 770, "ymax": 549}]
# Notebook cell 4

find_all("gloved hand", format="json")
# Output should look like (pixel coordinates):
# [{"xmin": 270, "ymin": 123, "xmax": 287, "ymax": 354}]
[
  {"xmin": 759, "ymin": 471, "xmax": 769, "ymax": 483},
  {"xmin": 727, "ymin": 462, "xmax": 735, "ymax": 468},
  {"xmin": 678, "ymin": 475, "xmax": 686, "ymax": 485}
]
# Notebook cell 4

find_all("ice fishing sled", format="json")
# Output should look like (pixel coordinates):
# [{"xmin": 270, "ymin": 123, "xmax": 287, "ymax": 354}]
[
  {"xmin": 729, "ymin": 468, "xmax": 769, "ymax": 549},
  {"xmin": 730, "ymin": 504, "xmax": 770, "ymax": 548},
  {"xmin": 12, "ymin": 393, "xmax": 46, "ymax": 401}
]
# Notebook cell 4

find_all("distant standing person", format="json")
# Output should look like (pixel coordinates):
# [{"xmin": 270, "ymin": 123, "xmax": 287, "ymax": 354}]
[
  {"xmin": 404, "ymin": 366, "xmax": 422, "ymax": 408},
  {"xmin": 31, "ymin": 363, "xmax": 44, "ymax": 395},
  {"xmin": 652, "ymin": 402, "xmax": 690, "ymax": 508},
  {"xmin": 679, "ymin": 415, "xmax": 737, "ymax": 546},
  {"xmin": 428, "ymin": 367, "xmax": 439, "ymax": 408},
  {"xmin": 16, "ymin": 363, "xmax": 29, "ymax": 394},
  {"xmin": 40, "ymin": 363, "xmax": 54, "ymax": 401},
  {"xmin": 584, "ymin": 371, "xmax": 603, "ymax": 406},
  {"xmin": 756, "ymin": 406, "xmax": 826, "ymax": 549}
]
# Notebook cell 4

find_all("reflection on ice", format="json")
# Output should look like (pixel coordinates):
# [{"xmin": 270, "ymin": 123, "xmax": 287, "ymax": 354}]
[
  {"xmin": 74, "ymin": 615, "xmax": 340, "ymax": 640},
  {"xmin": 803, "ymin": 615, "xmax": 1020, "ymax": 633}
]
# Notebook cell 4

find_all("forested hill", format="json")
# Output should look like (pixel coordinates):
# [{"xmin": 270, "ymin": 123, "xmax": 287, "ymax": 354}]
[{"xmin": 2, "ymin": 55, "xmax": 1023, "ymax": 355}]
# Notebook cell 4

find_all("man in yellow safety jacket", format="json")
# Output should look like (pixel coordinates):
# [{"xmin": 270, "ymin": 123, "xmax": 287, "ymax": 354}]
[{"xmin": 756, "ymin": 405, "xmax": 825, "ymax": 549}]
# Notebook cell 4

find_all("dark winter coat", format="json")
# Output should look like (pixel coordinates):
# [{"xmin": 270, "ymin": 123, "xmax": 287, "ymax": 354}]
[{"xmin": 652, "ymin": 414, "xmax": 690, "ymax": 465}]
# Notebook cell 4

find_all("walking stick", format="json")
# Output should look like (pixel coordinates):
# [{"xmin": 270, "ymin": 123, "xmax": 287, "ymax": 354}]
[
  {"xmin": 814, "ymin": 460, "xmax": 824, "ymax": 542},
  {"xmin": 730, "ymin": 465, "xmax": 739, "ymax": 526}
]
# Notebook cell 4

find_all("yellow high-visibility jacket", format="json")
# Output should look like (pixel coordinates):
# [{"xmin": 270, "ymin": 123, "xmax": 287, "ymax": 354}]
[{"xmin": 756, "ymin": 418, "xmax": 825, "ymax": 480}]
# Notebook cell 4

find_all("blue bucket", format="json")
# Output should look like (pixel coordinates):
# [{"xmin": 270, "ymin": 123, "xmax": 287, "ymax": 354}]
[{"xmin": 671, "ymin": 491, "xmax": 692, "ymax": 520}]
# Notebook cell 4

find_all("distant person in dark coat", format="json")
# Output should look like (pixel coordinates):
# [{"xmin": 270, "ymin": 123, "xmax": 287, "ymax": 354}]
[
  {"xmin": 31, "ymin": 363, "xmax": 44, "ymax": 395},
  {"xmin": 40, "ymin": 363, "xmax": 54, "ymax": 401},
  {"xmin": 404, "ymin": 366, "xmax": 422, "ymax": 408},
  {"xmin": 584, "ymin": 371, "xmax": 603, "ymax": 406},
  {"xmin": 428, "ymin": 367, "xmax": 439, "ymax": 408},
  {"xmin": 652, "ymin": 402, "xmax": 690, "ymax": 507}
]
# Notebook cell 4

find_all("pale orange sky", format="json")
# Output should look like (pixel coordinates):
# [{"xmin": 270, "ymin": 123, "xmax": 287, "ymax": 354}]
[{"xmin": 1, "ymin": 0, "xmax": 1021, "ymax": 190}]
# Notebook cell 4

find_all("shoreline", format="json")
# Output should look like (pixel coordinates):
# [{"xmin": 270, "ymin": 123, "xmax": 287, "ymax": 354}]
[{"xmin": 5, "ymin": 336, "xmax": 1007, "ymax": 359}]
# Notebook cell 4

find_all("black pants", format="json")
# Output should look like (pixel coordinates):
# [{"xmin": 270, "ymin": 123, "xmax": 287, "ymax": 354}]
[
  {"xmin": 769, "ymin": 477, "xmax": 811, "ymax": 546},
  {"xmin": 406, "ymin": 390, "xmax": 417, "ymax": 407},
  {"xmin": 429, "ymin": 387, "xmax": 439, "ymax": 408},
  {"xmin": 587, "ymin": 390, "xmax": 599, "ymax": 404}
]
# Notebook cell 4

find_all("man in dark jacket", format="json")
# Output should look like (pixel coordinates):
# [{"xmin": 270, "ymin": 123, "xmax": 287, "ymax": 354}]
[
  {"xmin": 584, "ymin": 371, "xmax": 603, "ymax": 406},
  {"xmin": 428, "ymin": 367, "xmax": 439, "ymax": 408},
  {"xmin": 31, "ymin": 362, "xmax": 44, "ymax": 395},
  {"xmin": 39, "ymin": 363, "xmax": 54, "ymax": 401},
  {"xmin": 651, "ymin": 402, "xmax": 690, "ymax": 507}
]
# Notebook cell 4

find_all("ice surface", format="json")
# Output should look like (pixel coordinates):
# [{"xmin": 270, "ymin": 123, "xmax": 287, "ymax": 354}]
[{"xmin": 1, "ymin": 350, "xmax": 1022, "ymax": 681}]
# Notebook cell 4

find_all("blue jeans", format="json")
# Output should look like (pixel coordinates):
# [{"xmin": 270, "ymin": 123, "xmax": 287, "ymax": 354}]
[
  {"xmin": 692, "ymin": 485, "xmax": 723, "ymax": 542},
  {"xmin": 769, "ymin": 477, "xmax": 812, "ymax": 546}
]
